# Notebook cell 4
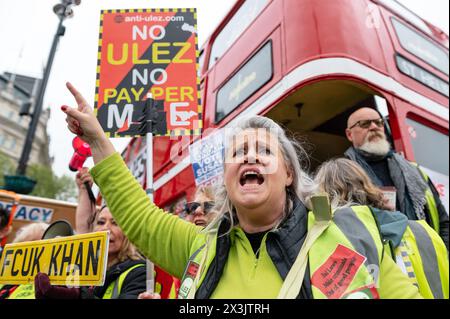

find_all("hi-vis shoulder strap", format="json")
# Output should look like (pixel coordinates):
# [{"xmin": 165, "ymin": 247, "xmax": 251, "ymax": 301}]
[
  {"xmin": 186, "ymin": 231, "xmax": 215, "ymax": 299},
  {"xmin": 277, "ymin": 195, "xmax": 332, "ymax": 299}
]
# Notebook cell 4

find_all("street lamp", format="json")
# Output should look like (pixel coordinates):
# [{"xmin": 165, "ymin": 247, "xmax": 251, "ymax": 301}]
[{"xmin": 9, "ymin": 0, "xmax": 81, "ymax": 194}]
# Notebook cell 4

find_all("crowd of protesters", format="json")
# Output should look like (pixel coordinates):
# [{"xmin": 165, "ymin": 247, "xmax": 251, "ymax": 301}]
[{"xmin": 0, "ymin": 82, "xmax": 447, "ymax": 299}]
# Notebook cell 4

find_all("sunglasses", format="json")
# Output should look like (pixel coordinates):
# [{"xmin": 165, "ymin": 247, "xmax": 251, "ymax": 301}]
[
  {"xmin": 185, "ymin": 201, "xmax": 215, "ymax": 215},
  {"xmin": 348, "ymin": 118, "xmax": 384, "ymax": 129}
]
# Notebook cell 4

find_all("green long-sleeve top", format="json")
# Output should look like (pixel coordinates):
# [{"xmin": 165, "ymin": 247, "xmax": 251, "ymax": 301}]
[
  {"xmin": 91, "ymin": 153, "xmax": 199, "ymax": 280},
  {"xmin": 91, "ymin": 153, "xmax": 422, "ymax": 299}
]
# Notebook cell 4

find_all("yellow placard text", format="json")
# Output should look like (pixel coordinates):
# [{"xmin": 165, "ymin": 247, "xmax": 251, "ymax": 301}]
[{"xmin": 0, "ymin": 231, "xmax": 109, "ymax": 286}]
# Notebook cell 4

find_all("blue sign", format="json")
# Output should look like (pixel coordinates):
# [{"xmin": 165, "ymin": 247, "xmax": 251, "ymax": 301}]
[
  {"xmin": 0, "ymin": 201, "xmax": 54, "ymax": 223},
  {"xmin": 189, "ymin": 131, "xmax": 225, "ymax": 186}
]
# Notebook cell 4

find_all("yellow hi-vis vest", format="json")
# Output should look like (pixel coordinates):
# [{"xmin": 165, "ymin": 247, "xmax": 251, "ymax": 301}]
[
  {"xmin": 391, "ymin": 220, "xmax": 449, "ymax": 299},
  {"xmin": 412, "ymin": 163, "xmax": 440, "ymax": 233},
  {"xmin": 102, "ymin": 263, "xmax": 145, "ymax": 299},
  {"xmin": 307, "ymin": 206, "xmax": 383, "ymax": 299},
  {"xmin": 7, "ymin": 284, "xmax": 35, "ymax": 299},
  {"xmin": 178, "ymin": 205, "xmax": 384, "ymax": 299}
]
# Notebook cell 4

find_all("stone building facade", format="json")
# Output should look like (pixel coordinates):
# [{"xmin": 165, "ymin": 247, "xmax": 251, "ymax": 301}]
[{"xmin": 0, "ymin": 72, "xmax": 52, "ymax": 169}]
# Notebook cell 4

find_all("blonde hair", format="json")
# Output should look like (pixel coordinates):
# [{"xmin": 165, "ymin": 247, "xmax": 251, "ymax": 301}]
[
  {"xmin": 92, "ymin": 206, "xmax": 143, "ymax": 264},
  {"xmin": 13, "ymin": 222, "xmax": 49, "ymax": 243},
  {"xmin": 314, "ymin": 158, "xmax": 388, "ymax": 210},
  {"xmin": 194, "ymin": 186, "xmax": 215, "ymax": 202}
]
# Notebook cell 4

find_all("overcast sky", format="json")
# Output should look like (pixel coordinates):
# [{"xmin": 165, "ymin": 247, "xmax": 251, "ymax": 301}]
[{"xmin": 0, "ymin": 0, "xmax": 448, "ymax": 177}]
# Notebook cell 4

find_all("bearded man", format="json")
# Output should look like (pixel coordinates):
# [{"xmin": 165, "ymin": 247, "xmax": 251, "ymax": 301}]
[{"xmin": 344, "ymin": 107, "xmax": 448, "ymax": 249}]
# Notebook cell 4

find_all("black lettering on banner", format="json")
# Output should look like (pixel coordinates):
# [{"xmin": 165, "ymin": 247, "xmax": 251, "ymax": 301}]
[
  {"xmin": 11, "ymin": 249, "xmax": 23, "ymax": 276},
  {"xmin": 332, "ymin": 257, "xmax": 348, "ymax": 279},
  {"xmin": 338, "ymin": 273, "xmax": 348, "ymax": 286},
  {"xmin": 323, "ymin": 278, "xmax": 334, "ymax": 288},
  {"xmin": 49, "ymin": 245, "xmax": 62, "ymax": 276},
  {"xmin": 326, "ymin": 288, "xmax": 335, "ymax": 297},
  {"xmin": 345, "ymin": 257, "xmax": 357, "ymax": 275},
  {"xmin": 60, "ymin": 243, "xmax": 74, "ymax": 276},
  {"xmin": 74, "ymin": 242, "xmax": 84, "ymax": 275},
  {"xmin": 21, "ymin": 247, "xmax": 34, "ymax": 276},
  {"xmin": 86, "ymin": 240, "xmax": 101, "ymax": 276},
  {"xmin": 31, "ymin": 247, "xmax": 44, "ymax": 274},
  {"xmin": 321, "ymin": 260, "xmax": 337, "ymax": 278},
  {"xmin": 96, "ymin": 12, "xmax": 196, "ymax": 137},
  {"xmin": 0, "ymin": 250, "xmax": 13, "ymax": 276}
]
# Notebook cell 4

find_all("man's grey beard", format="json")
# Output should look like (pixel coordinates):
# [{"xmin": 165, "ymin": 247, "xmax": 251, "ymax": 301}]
[{"xmin": 358, "ymin": 134, "xmax": 391, "ymax": 156}]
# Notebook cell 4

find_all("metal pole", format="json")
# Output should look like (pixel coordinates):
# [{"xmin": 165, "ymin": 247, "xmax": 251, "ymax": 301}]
[
  {"xmin": 16, "ymin": 16, "xmax": 65, "ymax": 175},
  {"xmin": 145, "ymin": 94, "xmax": 155, "ymax": 294}
]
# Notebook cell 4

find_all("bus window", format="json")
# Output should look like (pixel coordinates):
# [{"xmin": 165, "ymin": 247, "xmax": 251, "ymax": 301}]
[
  {"xmin": 391, "ymin": 17, "xmax": 449, "ymax": 75},
  {"xmin": 406, "ymin": 117, "xmax": 449, "ymax": 176},
  {"xmin": 208, "ymin": 0, "xmax": 268, "ymax": 69},
  {"xmin": 378, "ymin": 0, "xmax": 432, "ymax": 36},
  {"xmin": 374, "ymin": 96, "xmax": 394, "ymax": 146},
  {"xmin": 406, "ymin": 117, "xmax": 449, "ymax": 212},
  {"xmin": 215, "ymin": 41, "xmax": 273, "ymax": 123},
  {"xmin": 375, "ymin": 96, "xmax": 389, "ymax": 118}
]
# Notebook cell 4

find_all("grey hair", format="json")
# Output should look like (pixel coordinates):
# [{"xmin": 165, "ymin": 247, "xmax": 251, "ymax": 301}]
[
  {"xmin": 13, "ymin": 222, "xmax": 49, "ymax": 243},
  {"xmin": 204, "ymin": 116, "xmax": 315, "ymax": 233}
]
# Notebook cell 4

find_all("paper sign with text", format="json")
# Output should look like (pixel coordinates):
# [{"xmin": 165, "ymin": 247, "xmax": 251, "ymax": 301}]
[
  {"xmin": 189, "ymin": 131, "xmax": 225, "ymax": 187},
  {"xmin": 0, "ymin": 231, "xmax": 109, "ymax": 286},
  {"xmin": 95, "ymin": 8, "xmax": 202, "ymax": 138},
  {"xmin": 311, "ymin": 244, "xmax": 366, "ymax": 299}
]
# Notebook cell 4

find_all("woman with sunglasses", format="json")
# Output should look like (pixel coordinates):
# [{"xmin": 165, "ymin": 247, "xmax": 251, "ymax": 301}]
[
  {"xmin": 185, "ymin": 186, "xmax": 217, "ymax": 227},
  {"xmin": 61, "ymin": 83, "xmax": 422, "ymax": 299}
]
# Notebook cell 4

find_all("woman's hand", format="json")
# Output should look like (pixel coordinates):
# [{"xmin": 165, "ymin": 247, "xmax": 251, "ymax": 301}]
[
  {"xmin": 62, "ymin": 82, "xmax": 105, "ymax": 145},
  {"xmin": 137, "ymin": 292, "xmax": 162, "ymax": 299},
  {"xmin": 62, "ymin": 82, "xmax": 116, "ymax": 164},
  {"xmin": 76, "ymin": 167, "xmax": 94, "ymax": 190}
]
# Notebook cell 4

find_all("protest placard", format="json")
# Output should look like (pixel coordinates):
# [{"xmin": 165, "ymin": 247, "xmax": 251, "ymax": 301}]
[
  {"xmin": 0, "ymin": 231, "xmax": 109, "ymax": 286},
  {"xmin": 95, "ymin": 8, "xmax": 202, "ymax": 137},
  {"xmin": 189, "ymin": 130, "xmax": 225, "ymax": 187}
]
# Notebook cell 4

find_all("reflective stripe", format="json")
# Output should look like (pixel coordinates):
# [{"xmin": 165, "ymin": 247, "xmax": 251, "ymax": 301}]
[
  {"xmin": 333, "ymin": 208, "xmax": 379, "ymax": 268},
  {"xmin": 413, "ymin": 164, "xmax": 440, "ymax": 233},
  {"xmin": 111, "ymin": 276, "xmax": 120, "ymax": 299},
  {"xmin": 407, "ymin": 221, "xmax": 444, "ymax": 299},
  {"xmin": 397, "ymin": 241, "xmax": 419, "ymax": 287}
]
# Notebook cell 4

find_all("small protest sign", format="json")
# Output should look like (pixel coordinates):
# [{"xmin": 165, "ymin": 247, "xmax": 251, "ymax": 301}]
[
  {"xmin": 0, "ymin": 231, "xmax": 109, "ymax": 286},
  {"xmin": 189, "ymin": 131, "xmax": 225, "ymax": 187}
]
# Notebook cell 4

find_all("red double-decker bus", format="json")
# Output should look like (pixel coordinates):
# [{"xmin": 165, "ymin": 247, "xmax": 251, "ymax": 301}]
[{"xmin": 122, "ymin": 0, "xmax": 449, "ymax": 216}]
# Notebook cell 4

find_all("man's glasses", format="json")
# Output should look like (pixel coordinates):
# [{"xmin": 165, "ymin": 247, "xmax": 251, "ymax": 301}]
[
  {"xmin": 185, "ymin": 201, "xmax": 215, "ymax": 215},
  {"xmin": 348, "ymin": 118, "xmax": 384, "ymax": 129}
]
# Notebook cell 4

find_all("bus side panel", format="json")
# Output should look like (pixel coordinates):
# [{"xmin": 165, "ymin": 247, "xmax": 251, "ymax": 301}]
[
  {"xmin": 211, "ymin": 0, "xmax": 283, "ymax": 92},
  {"xmin": 379, "ymin": 8, "xmax": 449, "ymax": 107},
  {"xmin": 154, "ymin": 166, "xmax": 196, "ymax": 208},
  {"xmin": 283, "ymin": 0, "xmax": 388, "ymax": 74}
]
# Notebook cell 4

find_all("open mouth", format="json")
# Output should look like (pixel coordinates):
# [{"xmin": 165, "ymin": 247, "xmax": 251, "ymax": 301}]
[
  {"xmin": 239, "ymin": 169, "xmax": 265, "ymax": 186},
  {"xmin": 194, "ymin": 220, "xmax": 206, "ymax": 227}
]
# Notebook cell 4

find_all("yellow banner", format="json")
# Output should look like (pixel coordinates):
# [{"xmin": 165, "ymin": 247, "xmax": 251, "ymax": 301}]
[{"xmin": 0, "ymin": 231, "xmax": 109, "ymax": 286}]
